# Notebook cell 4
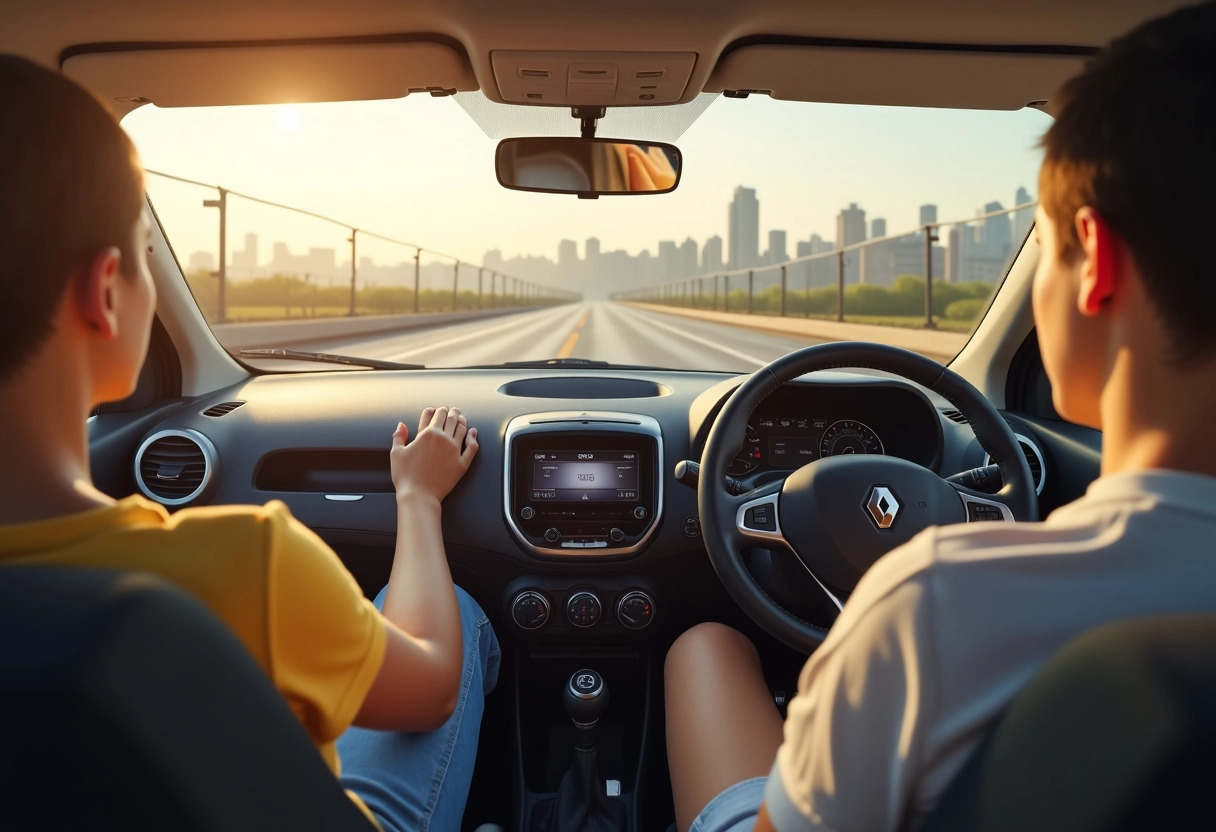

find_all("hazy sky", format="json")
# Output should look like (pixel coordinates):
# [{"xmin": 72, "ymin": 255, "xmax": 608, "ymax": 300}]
[{"xmin": 123, "ymin": 93, "xmax": 1050, "ymax": 272}]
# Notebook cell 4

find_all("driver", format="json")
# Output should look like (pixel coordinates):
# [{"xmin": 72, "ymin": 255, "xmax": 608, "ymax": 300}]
[{"xmin": 664, "ymin": 3, "xmax": 1216, "ymax": 831}]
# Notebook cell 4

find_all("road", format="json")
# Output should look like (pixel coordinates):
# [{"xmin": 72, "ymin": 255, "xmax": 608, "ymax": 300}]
[{"xmin": 298, "ymin": 301, "xmax": 840, "ymax": 373}]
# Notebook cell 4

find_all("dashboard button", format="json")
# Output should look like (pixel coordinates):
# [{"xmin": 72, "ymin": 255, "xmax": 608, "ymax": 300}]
[
  {"xmin": 608, "ymin": 527, "xmax": 625, "ymax": 543},
  {"xmin": 511, "ymin": 591, "xmax": 550, "ymax": 631},
  {"xmin": 744, "ymin": 505, "xmax": 776, "ymax": 531},
  {"xmin": 567, "ymin": 591, "xmax": 602, "ymax": 628},
  {"xmin": 520, "ymin": 506, "xmax": 535, "ymax": 520},
  {"xmin": 681, "ymin": 516, "xmax": 701, "ymax": 538},
  {"xmin": 616, "ymin": 590, "xmax": 655, "ymax": 630},
  {"xmin": 544, "ymin": 527, "xmax": 561, "ymax": 542},
  {"xmin": 633, "ymin": 506, "xmax": 647, "ymax": 520}
]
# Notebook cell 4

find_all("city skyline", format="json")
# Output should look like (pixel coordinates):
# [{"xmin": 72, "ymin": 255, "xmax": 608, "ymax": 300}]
[{"xmin": 187, "ymin": 184, "xmax": 1037, "ymax": 299}]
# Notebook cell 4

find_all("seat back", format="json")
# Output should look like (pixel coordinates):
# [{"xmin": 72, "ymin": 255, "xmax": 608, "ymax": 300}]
[
  {"xmin": 922, "ymin": 613, "xmax": 1216, "ymax": 832},
  {"xmin": 0, "ymin": 566, "xmax": 374, "ymax": 831}
]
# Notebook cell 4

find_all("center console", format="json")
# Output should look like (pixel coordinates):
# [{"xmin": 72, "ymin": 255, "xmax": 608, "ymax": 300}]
[{"xmin": 504, "ymin": 412, "xmax": 663, "ymax": 556}]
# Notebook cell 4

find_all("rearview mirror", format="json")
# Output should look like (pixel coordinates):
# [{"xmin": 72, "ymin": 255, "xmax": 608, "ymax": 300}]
[{"xmin": 496, "ymin": 137, "xmax": 682, "ymax": 197}]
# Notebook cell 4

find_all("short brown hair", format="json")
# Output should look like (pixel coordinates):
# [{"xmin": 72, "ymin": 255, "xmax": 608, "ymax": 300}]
[
  {"xmin": 1039, "ymin": 1, "xmax": 1216, "ymax": 365},
  {"xmin": 0, "ymin": 54, "xmax": 145, "ymax": 383}
]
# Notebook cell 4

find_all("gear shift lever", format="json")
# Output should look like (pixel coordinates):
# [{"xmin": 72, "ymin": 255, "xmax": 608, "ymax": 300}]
[
  {"xmin": 565, "ymin": 669, "xmax": 609, "ymax": 747},
  {"xmin": 547, "ymin": 669, "xmax": 625, "ymax": 832}
]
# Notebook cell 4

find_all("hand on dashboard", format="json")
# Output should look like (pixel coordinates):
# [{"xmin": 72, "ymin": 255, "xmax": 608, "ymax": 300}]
[{"xmin": 390, "ymin": 406, "xmax": 480, "ymax": 504}]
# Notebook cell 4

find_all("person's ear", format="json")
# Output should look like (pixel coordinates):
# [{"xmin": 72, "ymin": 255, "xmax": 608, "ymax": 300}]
[
  {"xmin": 1074, "ymin": 207, "xmax": 1120, "ymax": 316},
  {"xmin": 76, "ymin": 247, "xmax": 123, "ymax": 338}
]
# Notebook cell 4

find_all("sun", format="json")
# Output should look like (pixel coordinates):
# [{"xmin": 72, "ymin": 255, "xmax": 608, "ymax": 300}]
[{"xmin": 274, "ymin": 105, "xmax": 304, "ymax": 133}]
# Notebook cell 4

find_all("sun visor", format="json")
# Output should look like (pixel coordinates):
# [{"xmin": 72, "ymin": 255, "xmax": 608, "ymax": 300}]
[
  {"xmin": 707, "ymin": 44, "xmax": 1087, "ymax": 111},
  {"xmin": 63, "ymin": 41, "xmax": 477, "ymax": 113}
]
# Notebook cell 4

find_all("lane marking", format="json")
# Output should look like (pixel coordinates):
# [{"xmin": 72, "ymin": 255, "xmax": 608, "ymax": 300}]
[
  {"xmin": 557, "ymin": 331, "xmax": 580, "ymax": 358},
  {"xmin": 576, "ymin": 309, "xmax": 590, "ymax": 328},
  {"xmin": 619, "ymin": 305, "xmax": 770, "ymax": 367},
  {"xmin": 385, "ymin": 306, "xmax": 576, "ymax": 360}
]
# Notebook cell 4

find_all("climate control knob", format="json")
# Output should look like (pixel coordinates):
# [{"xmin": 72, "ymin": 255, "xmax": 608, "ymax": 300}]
[
  {"xmin": 543, "ymin": 527, "xmax": 561, "ymax": 543},
  {"xmin": 566, "ymin": 591, "xmax": 602, "ymax": 628},
  {"xmin": 511, "ymin": 590, "xmax": 551, "ymax": 631},
  {"xmin": 616, "ymin": 590, "xmax": 655, "ymax": 630},
  {"xmin": 608, "ymin": 527, "xmax": 625, "ymax": 543}
]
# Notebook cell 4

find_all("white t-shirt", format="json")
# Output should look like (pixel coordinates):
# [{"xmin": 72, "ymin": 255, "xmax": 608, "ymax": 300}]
[{"xmin": 765, "ymin": 469, "xmax": 1216, "ymax": 832}]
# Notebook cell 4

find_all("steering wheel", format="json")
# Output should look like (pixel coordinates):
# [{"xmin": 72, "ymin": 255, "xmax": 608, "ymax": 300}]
[{"xmin": 698, "ymin": 342, "xmax": 1037, "ymax": 654}]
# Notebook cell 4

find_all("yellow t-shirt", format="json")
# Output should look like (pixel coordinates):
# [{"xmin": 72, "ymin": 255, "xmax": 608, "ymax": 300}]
[{"xmin": 0, "ymin": 495, "xmax": 387, "ymax": 826}]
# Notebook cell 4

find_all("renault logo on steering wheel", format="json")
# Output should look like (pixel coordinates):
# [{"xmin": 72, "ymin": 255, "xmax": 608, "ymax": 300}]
[{"xmin": 865, "ymin": 486, "xmax": 900, "ymax": 529}]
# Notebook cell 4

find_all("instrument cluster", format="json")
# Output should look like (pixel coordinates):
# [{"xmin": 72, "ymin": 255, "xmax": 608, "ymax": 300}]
[{"xmin": 729, "ymin": 415, "xmax": 886, "ymax": 476}]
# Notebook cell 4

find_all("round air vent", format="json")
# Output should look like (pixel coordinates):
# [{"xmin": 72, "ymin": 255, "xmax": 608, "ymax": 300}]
[
  {"xmin": 134, "ymin": 429, "xmax": 217, "ymax": 506},
  {"xmin": 985, "ymin": 434, "xmax": 1046, "ymax": 496}
]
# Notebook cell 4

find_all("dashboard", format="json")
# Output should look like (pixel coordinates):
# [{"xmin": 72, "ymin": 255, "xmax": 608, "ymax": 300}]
[{"xmin": 91, "ymin": 366, "xmax": 1010, "ymax": 642}]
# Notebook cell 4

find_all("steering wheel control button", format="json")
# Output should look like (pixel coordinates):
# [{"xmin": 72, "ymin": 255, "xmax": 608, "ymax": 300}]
[
  {"xmin": 608, "ymin": 527, "xmax": 625, "ymax": 543},
  {"xmin": 544, "ymin": 527, "xmax": 561, "ymax": 543},
  {"xmin": 682, "ymin": 516, "xmax": 701, "ymax": 538},
  {"xmin": 864, "ymin": 486, "xmax": 900, "ymax": 529},
  {"xmin": 511, "ymin": 591, "xmax": 551, "ymax": 631},
  {"xmin": 632, "ymin": 506, "xmax": 647, "ymax": 520},
  {"xmin": 520, "ymin": 506, "xmax": 536, "ymax": 520},
  {"xmin": 744, "ymin": 504, "xmax": 776, "ymax": 531},
  {"xmin": 616, "ymin": 590, "xmax": 655, "ymax": 630},
  {"xmin": 968, "ymin": 502, "xmax": 1005, "ymax": 522},
  {"xmin": 566, "ymin": 591, "xmax": 602, "ymax": 628}
]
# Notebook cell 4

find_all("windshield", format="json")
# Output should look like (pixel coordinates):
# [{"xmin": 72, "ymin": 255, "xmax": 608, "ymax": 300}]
[{"xmin": 123, "ymin": 94, "xmax": 1048, "ymax": 372}]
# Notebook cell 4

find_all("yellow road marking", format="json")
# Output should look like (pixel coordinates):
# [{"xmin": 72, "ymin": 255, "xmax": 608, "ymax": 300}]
[
  {"xmin": 557, "ymin": 331, "xmax": 580, "ymax": 358},
  {"xmin": 576, "ymin": 309, "xmax": 589, "ymax": 328}
]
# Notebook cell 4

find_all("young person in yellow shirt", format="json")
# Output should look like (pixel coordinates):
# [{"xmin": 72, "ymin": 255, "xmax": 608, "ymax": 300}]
[{"xmin": 0, "ymin": 54, "xmax": 497, "ymax": 832}]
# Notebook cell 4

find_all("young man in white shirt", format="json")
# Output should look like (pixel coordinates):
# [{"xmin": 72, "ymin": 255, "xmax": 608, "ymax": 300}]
[{"xmin": 663, "ymin": 3, "xmax": 1216, "ymax": 830}]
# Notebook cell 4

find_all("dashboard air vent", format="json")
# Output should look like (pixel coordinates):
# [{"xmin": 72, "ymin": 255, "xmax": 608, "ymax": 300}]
[
  {"xmin": 134, "ymin": 429, "xmax": 216, "ymax": 506},
  {"xmin": 985, "ymin": 434, "xmax": 1047, "ymax": 496},
  {"xmin": 941, "ymin": 409, "xmax": 969, "ymax": 424},
  {"xmin": 202, "ymin": 400, "xmax": 245, "ymax": 417}
]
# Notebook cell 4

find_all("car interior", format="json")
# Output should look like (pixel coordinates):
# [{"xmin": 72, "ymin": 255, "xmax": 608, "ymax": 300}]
[{"xmin": 2, "ymin": 1, "xmax": 1213, "ymax": 830}]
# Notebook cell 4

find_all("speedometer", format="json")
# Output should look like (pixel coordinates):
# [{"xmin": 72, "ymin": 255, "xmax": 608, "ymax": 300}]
[
  {"xmin": 819, "ymin": 420, "xmax": 885, "ymax": 457},
  {"xmin": 728, "ymin": 424, "xmax": 762, "ymax": 475}
]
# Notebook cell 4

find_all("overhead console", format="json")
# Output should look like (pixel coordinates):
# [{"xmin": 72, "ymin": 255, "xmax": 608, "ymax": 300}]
[{"xmin": 504, "ymin": 412, "xmax": 663, "ymax": 557}]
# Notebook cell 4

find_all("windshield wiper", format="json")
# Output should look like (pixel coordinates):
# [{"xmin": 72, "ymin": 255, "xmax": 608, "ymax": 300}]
[
  {"xmin": 487, "ymin": 358, "xmax": 664, "ymax": 370},
  {"xmin": 235, "ymin": 348, "xmax": 425, "ymax": 370}
]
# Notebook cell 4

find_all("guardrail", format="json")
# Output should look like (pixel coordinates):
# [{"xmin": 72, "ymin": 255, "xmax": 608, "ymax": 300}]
[
  {"xmin": 147, "ymin": 170, "xmax": 581, "ymax": 324},
  {"xmin": 612, "ymin": 202, "xmax": 1034, "ymax": 331},
  {"xmin": 211, "ymin": 306, "xmax": 541, "ymax": 351}
]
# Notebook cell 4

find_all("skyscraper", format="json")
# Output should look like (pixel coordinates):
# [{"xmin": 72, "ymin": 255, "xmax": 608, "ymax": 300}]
[
  {"xmin": 767, "ymin": 229, "xmax": 788, "ymax": 265},
  {"xmin": 871, "ymin": 218, "xmax": 887, "ymax": 239},
  {"xmin": 679, "ymin": 237, "xmax": 699, "ymax": 277},
  {"xmin": 981, "ymin": 200, "xmax": 1013, "ymax": 260},
  {"xmin": 558, "ymin": 239, "xmax": 578, "ymax": 271},
  {"xmin": 702, "ymin": 235, "xmax": 724, "ymax": 273},
  {"xmin": 919, "ymin": 204, "xmax": 938, "ymax": 227},
  {"xmin": 658, "ymin": 240, "xmax": 678, "ymax": 280},
  {"xmin": 837, "ymin": 203, "xmax": 867, "ymax": 283},
  {"xmin": 728, "ymin": 186, "xmax": 759, "ymax": 270},
  {"xmin": 1013, "ymin": 186, "xmax": 1034, "ymax": 244}
]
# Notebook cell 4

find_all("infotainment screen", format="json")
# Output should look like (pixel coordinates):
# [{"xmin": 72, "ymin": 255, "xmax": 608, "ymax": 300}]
[{"xmin": 530, "ymin": 450, "xmax": 640, "ymax": 501}]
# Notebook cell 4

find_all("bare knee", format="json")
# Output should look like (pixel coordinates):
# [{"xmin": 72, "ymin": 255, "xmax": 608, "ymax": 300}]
[{"xmin": 665, "ymin": 622, "xmax": 759, "ymax": 691}]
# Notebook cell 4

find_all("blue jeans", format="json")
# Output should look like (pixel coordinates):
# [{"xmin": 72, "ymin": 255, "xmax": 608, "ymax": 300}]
[{"xmin": 337, "ymin": 585, "xmax": 501, "ymax": 832}]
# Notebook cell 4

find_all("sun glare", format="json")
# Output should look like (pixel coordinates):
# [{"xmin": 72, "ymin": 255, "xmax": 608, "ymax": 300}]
[{"xmin": 274, "ymin": 105, "xmax": 304, "ymax": 132}]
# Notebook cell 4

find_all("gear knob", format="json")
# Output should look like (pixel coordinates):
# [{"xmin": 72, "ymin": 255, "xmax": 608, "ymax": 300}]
[{"xmin": 564, "ymin": 669, "xmax": 609, "ymax": 727}]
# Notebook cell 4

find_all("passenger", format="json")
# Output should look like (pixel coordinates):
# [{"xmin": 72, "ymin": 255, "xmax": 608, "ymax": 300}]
[
  {"xmin": 0, "ymin": 55, "xmax": 497, "ymax": 832},
  {"xmin": 664, "ymin": 4, "xmax": 1216, "ymax": 831}
]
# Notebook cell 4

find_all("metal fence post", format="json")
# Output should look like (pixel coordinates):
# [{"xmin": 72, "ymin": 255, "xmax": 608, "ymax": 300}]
[
  {"xmin": 837, "ymin": 249, "xmax": 845, "ymax": 322},
  {"xmin": 780, "ymin": 264, "xmax": 788, "ymax": 317},
  {"xmin": 747, "ymin": 270, "xmax": 754, "ymax": 314},
  {"xmin": 451, "ymin": 260, "xmax": 460, "ymax": 311},
  {"xmin": 478, "ymin": 267, "xmax": 484, "ymax": 308},
  {"xmin": 202, "ymin": 187, "xmax": 227, "ymax": 323},
  {"xmin": 723, "ymin": 275, "xmax": 730, "ymax": 313},
  {"xmin": 923, "ymin": 224, "xmax": 937, "ymax": 329},
  {"xmin": 347, "ymin": 229, "xmax": 358, "ymax": 316},
  {"xmin": 714, "ymin": 274, "xmax": 719, "ymax": 311},
  {"xmin": 413, "ymin": 248, "xmax": 421, "ymax": 313}
]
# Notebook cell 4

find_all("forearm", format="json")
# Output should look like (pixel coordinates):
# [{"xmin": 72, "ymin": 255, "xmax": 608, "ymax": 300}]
[{"xmin": 380, "ymin": 492, "xmax": 463, "ymax": 676}]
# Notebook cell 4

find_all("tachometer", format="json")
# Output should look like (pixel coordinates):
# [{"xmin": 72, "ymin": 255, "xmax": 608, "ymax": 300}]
[
  {"xmin": 728, "ymin": 424, "xmax": 763, "ymax": 475},
  {"xmin": 819, "ymin": 420, "xmax": 885, "ymax": 456}
]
